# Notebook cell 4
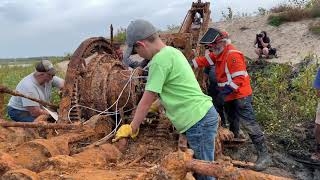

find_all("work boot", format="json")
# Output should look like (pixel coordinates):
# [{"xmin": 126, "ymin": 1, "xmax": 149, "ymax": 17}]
[
  {"xmin": 253, "ymin": 142, "xmax": 272, "ymax": 171},
  {"xmin": 233, "ymin": 129, "xmax": 247, "ymax": 140}
]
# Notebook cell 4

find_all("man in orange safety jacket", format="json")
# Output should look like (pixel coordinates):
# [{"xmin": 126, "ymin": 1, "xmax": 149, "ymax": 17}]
[{"xmin": 190, "ymin": 28, "xmax": 272, "ymax": 171}]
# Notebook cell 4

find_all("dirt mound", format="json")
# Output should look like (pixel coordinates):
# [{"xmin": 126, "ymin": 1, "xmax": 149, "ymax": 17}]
[{"xmin": 211, "ymin": 15, "xmax": 320, "ymax": 64}]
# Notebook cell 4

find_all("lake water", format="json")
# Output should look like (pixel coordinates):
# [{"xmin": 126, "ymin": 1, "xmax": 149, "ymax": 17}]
[{"xmin": 0, "ymin": 64, "xmax": 33, "ymax": 68}]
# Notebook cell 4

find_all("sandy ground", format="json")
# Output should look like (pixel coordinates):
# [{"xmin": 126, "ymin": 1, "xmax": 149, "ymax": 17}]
[
  {"xmin": 212, "ymin": 15, "xmax": 320, "ymax": 64},
  {"xmin": 56, "ymin": 60, "xmax": 69, "ymax": 74},
  {"xmin": 56, "ymin": 15, "xmax": 320, "ymax": 73}
]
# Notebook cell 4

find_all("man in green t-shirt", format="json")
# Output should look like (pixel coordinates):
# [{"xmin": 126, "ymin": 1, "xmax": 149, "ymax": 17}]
[{"xmin": 113, "ymin": 19, "xmax": 219, "ymax": 180}]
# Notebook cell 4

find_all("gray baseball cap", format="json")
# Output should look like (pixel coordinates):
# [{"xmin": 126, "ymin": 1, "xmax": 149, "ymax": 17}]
[
  {"xmin": 123, "ymin": 19, "xmax": 157, "ymax": 61},
  {"xmin": 35, "ymin": 60, "xmax": 56, "ymax": 75}
]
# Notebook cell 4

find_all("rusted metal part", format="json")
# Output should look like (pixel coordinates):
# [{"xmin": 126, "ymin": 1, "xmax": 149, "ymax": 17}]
[
  {"xmin": 179, "ymin": 0, "xmax": 211, "ymax": 47},
  {"xmin": 160, "ymin": 33, "xmax": 193, "ymax": 59},
  {"xmin": 178, "ymin": 134, "xmax": 188, "ymax": 152},
  {"xmin": 110, "ymin": 24, "xmax": 113, "ymax": 44},
  {"xmin": 160, "ymin": 0, "xmax": 211, "ymax": 90},
  {"xmin": 231, "ymin": 160, "xmax": 255, "ymax": 169},
  {"xmin": 159, "ymin": 150, "xmax": 292, "ymax": 180},
  {"xmin": 0, "ymin": 120, "xmax": 82, "ymax": 130},
  {"xmin": 153, "ymin": 117, "xmax": 172, "ymax": 139},
  {"xmin": 71, "ymin": 37, "xmax": 116, "ymax": 60},
  {"xmin": 0, "ymin": 152, "xmax": 19, "ymax": 176},
  {"xmin": 186, "ymin": 159, "xmax": 292, "ymax": 180},
  {"xmin": 0, "ymin": 85, "xmax": 59, "ymax": 110},
  {"xmin": 33, "ymin": 114, "xmax": 50, "ymax": 123},
  {"xmin": 60, "ymin": 37, "xmax": 143, "ymax": 123},
  {"xmin": 2, "ymin": 169, "xmax": 39, "ymax": 180},
  {"xmin": 78, "ymin": 57, "xmax": 141, "ymax": 120},
  {"xmin": 59, "ymin": 37, "xmax": 118, "ymax": 122}
]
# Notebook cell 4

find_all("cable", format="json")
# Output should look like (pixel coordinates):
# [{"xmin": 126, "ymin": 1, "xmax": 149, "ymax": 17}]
[
  {"xmin": 67, "ymin": 68, "xmax": 141, "ymax": 121},
  {"xmin": 67, "ymin": 68, "xmax": 143, "ymax": 143}
]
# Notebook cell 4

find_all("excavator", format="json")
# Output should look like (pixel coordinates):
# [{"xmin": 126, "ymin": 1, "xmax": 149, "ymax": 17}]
[{"xmin": 0, "ymin": 1, "xmax": 292, "ymax": 179}]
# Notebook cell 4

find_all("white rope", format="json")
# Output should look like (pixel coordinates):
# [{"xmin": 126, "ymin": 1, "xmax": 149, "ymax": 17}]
[{"xmin": 67, "ymin": 67, "xmax": 147, "ymax": 143}]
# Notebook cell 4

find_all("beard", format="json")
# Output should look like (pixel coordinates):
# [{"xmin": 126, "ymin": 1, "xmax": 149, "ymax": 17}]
[{"xmin": 212, "ymin": 46, "xmax": 224, "ymax": 55}]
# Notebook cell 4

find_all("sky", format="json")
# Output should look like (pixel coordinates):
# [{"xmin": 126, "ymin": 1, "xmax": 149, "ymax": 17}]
[{"xmin": 0, "ymin": 0, "xmax": 288, "ymax": 58}]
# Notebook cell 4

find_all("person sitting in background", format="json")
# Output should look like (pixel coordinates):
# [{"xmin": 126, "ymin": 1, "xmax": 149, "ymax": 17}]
[
  {"xmin": 312, "ymin": 68, "xmax": 320, "ymax": 161},
  {"xmin": 7, "ymin": 60, "xmax": 64, "ymax": 122},
  {"xmin": 254, "ymin": 31, "xmax": 273, "ymax": 59}
]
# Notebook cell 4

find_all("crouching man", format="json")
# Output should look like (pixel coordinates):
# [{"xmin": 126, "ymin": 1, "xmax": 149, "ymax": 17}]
[{"xmin": 7, "ymin": 60, "xmax": 64, "ymax": 122}]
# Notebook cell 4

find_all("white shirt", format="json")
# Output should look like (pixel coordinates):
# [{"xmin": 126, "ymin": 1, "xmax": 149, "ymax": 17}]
[{"xmin": 8, "ymin": 72, "xmax": 64, "ymax": 111}]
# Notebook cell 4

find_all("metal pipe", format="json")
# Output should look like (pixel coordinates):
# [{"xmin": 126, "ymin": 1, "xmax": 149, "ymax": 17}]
[
  {"xmin": 0, "ymin": 120, "xmax": 81, "ymax": 130},
  {"xmin": 0, "ymin": 85, "xmax": 59, "ymax": 110}
]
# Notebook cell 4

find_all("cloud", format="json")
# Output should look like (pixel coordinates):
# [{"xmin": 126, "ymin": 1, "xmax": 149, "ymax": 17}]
[{"xmin": 0, "ymin": 0, "xmax": 288, "ymax": 58}]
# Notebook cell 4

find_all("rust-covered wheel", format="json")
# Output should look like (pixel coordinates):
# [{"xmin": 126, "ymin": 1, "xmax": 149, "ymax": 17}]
[{"xmin": 59, "ymin": 37, "xmax": 143, "ymax": 122}]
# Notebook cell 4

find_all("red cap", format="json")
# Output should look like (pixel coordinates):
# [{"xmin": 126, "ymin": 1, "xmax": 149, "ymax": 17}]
[{"xmin": 215, "ymin": 31, "xmax": 229, "ymax": 42}]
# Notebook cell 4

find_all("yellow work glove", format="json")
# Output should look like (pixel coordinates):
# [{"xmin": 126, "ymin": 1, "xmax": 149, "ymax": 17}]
[
  {"xmin": 149, "ymin": 99, "xmax": 160, "ymax": 113},
  {"xmin": 112, "ymin": 124, "xmax": 139, "ymax": 143}
]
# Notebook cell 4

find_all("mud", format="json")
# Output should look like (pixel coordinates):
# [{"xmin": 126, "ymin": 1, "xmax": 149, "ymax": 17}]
[{"xmin": 1, "ymin": 1, "xmax": 317, "ymax": 179}]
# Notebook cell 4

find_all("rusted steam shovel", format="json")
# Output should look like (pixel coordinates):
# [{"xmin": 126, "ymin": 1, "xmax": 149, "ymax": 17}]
[{"xmin": 159, "ymin": 149, "xmax": 292, "ymax": 180}]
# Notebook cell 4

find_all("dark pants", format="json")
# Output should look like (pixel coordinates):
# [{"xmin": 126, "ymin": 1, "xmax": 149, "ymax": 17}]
[
  {"xmin": 7, "ymin": 106, "xmax": 35, "ymax": 122},
  {"xmin": 224, "ymin": 96, "xmax": 265, "ymax": 144},
  {"xmin": 208, "ymin": 84, "xmax": 226, "ymax": 127}
]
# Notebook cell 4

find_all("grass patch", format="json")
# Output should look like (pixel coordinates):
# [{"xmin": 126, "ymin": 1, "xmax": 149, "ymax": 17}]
[
  {"xmin": 270, "ymin": 4, "xmax": 293, "ymax": 13},
  {"xmin": 309, "ymin": 21, "xmax": 320, "ymax": 34},
  {"xmin": 268, "ymin": 15, "xmax": 287, "ymax": 26},
  {"xmin": 248, "ymin": 55, "xmax": 319, "ymax": 150},
  {"xmin": 268, "ymin": 0, "xmax": 320, "ymax": 26}
]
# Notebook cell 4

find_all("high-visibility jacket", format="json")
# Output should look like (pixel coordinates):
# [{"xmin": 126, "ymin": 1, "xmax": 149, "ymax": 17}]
[{"xmin": 192, "ymin": 44, "xmax": 252, "ymax": 101}]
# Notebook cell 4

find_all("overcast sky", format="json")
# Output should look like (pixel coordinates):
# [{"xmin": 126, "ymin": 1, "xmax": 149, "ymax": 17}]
[{"xmin": 0, "ymin": 0, "xmax": 288, "ymax": 58}]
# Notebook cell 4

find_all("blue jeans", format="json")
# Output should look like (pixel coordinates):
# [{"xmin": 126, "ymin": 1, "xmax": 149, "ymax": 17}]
[
  {"xmin": 185, "ymin": 106, "xmax": 219, "ymax": 180},
  {"xmin": 224, "ymin": 96, "xmax": 265, "ymax": 144},
  {"xmin": 7, "ymin": 106, "xmax": 35, "ymax": 122}
]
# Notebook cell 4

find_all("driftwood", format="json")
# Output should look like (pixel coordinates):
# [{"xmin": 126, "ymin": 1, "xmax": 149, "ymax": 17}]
[
  {"xmin": 0, "ymin": 120, "xmax": 81, "ymax": 130},
  {"xmin": 186, "ymin": 159, "xmax": 292, "ymax": 180},
  {"xmin": 0, "ymin": 85, "xmax": 59, "ymax": 110},
  {"xmin": 159, "ymin": 150, "xmax": 292, "ymax": 180}
]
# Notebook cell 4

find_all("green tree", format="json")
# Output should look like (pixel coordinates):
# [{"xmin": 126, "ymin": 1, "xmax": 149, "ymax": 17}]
[{"xmin": 113, "ymin": 28, "xmax": 126, "ymax": 43}]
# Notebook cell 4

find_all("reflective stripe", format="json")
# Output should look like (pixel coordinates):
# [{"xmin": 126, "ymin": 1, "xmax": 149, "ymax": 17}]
[
  {"xmin": 192, "ymin": 59, "xmax": 198, "ymax": 68},
  {"xmin": 228, "ymin": 50, "xmax": 242, "ymax": 54},
  {"xmin": 231, "ymin": 71, "xmax": 248, "ymax": 78},
  {"xmin": 229, "ymin": 82, "xmax": 239, "ymax": 89},
  {"xmin": 217, "ymin": 50, "xmax": 244, "ymax": 89},
  {"xmin": 205, "ymin": 53, "xmax": 214, "ymax": 65},
  {"xmin": 225, "ymin": 61, "xmax": 232, "ymax": 82},
  {"xmin": 217, "ymin": 82, "xmax": 228, "ymax": 87}
]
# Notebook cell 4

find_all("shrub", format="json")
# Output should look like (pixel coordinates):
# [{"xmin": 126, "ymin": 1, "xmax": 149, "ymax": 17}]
[
  {"xmin": 268, "ymin": 14, "xmax": 287, "ymax": 26},
  {"xmin": 270, "ymin": 4, "xmax": 293, "ymax": 13},
  {"xmin": 221, "ymin": 7, "xmax": 233, "ymax": 20},
  {"xmin": 257, "ymin": 7, "xmax": 267, "ymax": 16},
  {"xmin": 113, "ymin": 28, "xmax": 126, "ymax": 43},
  {"xmin": 309, "ymin": 3, "xmax": 320, "ymax": 17},
  {"xmin": 268, "ymin": 0, "xmax": 319, "ymax": 26},
  {"xmin": 309, "ymin": 21, "xmax": 320, "ymax": 35},
  {"xmin": 248, "ymin": 56, "xmax": 319, "ymax": 149}
]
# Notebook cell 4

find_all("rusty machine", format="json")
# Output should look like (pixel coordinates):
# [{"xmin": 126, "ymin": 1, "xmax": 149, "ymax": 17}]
[{"xmin": 0, "ymin": 1, "xmax": 293, "ymax": 179}]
